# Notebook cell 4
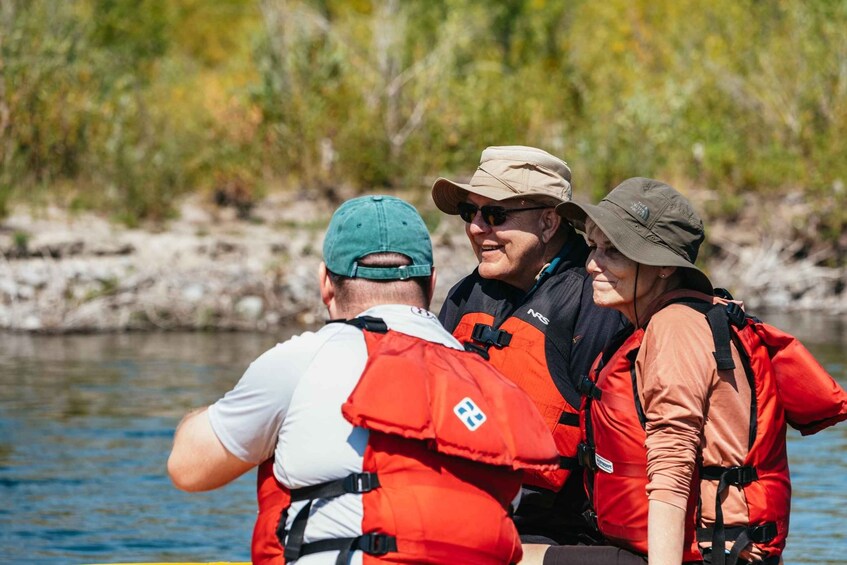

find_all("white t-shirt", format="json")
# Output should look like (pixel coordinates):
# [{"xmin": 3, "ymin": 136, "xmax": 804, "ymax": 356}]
[{"xmin": 208, "ymin": 304, "xmax": 463, "ymax": 564}]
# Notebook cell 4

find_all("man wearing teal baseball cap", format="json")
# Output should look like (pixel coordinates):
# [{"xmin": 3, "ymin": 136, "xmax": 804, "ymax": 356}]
[{"xmin": 168, "ymin": 195, "xmax": 559, "ymax": 564}]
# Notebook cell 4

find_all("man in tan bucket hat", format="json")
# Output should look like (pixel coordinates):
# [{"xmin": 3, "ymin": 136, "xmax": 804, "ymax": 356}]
[{"xmin": 432, "ymin": 146, "xmax": 624, "ymax": 550}]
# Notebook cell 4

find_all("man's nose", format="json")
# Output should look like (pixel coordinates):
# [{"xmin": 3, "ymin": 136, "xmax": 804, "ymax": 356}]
[{"xmin": 467, "ymin": 212, "xmax": 490, "ymax": 234}]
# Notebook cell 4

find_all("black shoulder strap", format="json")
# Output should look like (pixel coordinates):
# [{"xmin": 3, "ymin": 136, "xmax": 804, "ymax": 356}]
[
  {"xmin": 328, "ymin": 316, "xmax": 389, "ymax": 333},
  {"xmin": 706, "ymin": 305, "xmax": 736, "ymax": 371},
  {"xmin": 664, "ymin": 295, "xmax": 743, "ymax": 372}
]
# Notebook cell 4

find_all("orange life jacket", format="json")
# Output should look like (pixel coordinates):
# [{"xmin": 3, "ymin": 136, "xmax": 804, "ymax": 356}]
[
  {"xmin": 580, "ymin": 296, "xmax": 847, "ymax": 565},
  {"xmin": 252, "ymin": 316, "xmax": 559, "ymax": 564},
  {"xmin": 454, "ymin": 312, "xmax": 579, "ymax": 492}
]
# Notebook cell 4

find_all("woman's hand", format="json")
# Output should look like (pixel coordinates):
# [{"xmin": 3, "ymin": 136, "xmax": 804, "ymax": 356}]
[{"xmin": 738, "ymin": 543, "xmax": 769, "ymax": 563}]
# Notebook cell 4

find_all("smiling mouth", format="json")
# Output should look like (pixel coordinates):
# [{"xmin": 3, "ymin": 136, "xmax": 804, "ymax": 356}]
[{"xmin": 479, "ymin": 244, "xmax": 503, "ymax": 254}]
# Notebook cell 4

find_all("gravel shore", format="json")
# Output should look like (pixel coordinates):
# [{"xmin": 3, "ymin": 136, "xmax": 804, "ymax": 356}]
[
  {"xmin": 0, "ymin": 192, "xmax": 478, "ymax": 333},
  {"xmin": 2, "ymin": 190, "xmax": 845, "ymax": 333}
]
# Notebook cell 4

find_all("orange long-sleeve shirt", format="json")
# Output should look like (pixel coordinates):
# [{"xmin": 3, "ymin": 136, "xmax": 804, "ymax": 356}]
[{"xmin": 635, "ymin": 293, "xmax": 752, "ymax": 531}]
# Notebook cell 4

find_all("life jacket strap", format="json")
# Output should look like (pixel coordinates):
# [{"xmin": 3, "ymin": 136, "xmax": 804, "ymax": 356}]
[
  {"xmin": 706, "ymin": 306, "xmax": 736, "ymax": 371},
  {"xmin": 700, "ymin": 465, "xmax": 760, "ymax": 565},
  {"xmin": 558, "ymin": 412, "xmax": 580, "ymax": 426},
  {"xmin": 299, "ymin": 533, "xmax": 398, "ymax": 564},
  {"xmin": 282, "ymin": 472, "xmax": 382, "ymax": 561},
  {"xmin": 698, "ymin": 523, "xmax": 777, "ymax": 565},
  {"xmin": 290, "ymin": 471, "xmax": 381, "ymax": 502},
  {"xmin": 463, "ymin": 341, "xmax": 490, "ymax": 360},
  {"xmin": 340, "ymin": 316, "xmax": 389, "ymax": 333},
  {"xmin": 559, "ymin": 455, "xmax": 580, "ymax": 470},
  {"xmin": 577, "ymin": 375, "xmax": 602, "ymax": 400},
  {"xmin": 701, "ymin": 465, "xmax": 758, "ymax": 486},
  {"xmin": 577, "ymin": 442, "xmax": 597, "ymax": 470},
  {"xmin": 697, "ymin": 523, "xmax": 777, "ymax": 544}
]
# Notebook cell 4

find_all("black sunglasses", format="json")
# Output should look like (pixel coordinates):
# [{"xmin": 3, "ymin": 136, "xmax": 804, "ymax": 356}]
[{"xmin": 457, "ymin": 202, "xmax": 550, "ymax": 226}]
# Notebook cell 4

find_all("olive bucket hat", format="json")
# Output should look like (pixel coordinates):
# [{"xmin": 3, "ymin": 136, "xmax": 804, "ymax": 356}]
[
  {"xmin": 556, "ymin": 177, "xmax": 713, "ymax": 294},
  {"xmin": 431, "ymin": 146, "xmax": 572, "ymax": 214}
]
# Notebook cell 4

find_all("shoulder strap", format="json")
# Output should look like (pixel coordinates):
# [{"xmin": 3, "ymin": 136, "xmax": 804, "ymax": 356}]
[
  {"xmin": 660, "ymin": 293, "xmax": 747, "ymax": 372},
  {"xmin": 327, "ymin": 315, "xmax": 389, "ymax": 333},
  {"xmin": 705, "ymin": 306, "xmax": 736, "ymax": 371}
]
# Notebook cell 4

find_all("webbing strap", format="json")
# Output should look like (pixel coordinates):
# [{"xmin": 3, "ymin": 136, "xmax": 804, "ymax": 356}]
[
  {"xmin": 463, "ymin": 341, "xmax": 490, "ymax": 360},
  {"xmin": 283, "ymin": 472, "xmax": 381, "ymax": 561},
  {"xmin": 299, "ymin": 533, "xmax": 398, "ymax": 565},
  {"xmin": 559, "ymin": 455, "xmax": 580, "ymax": 470},
  {"xmin": 341, "ymin": 316, "xmax": 389, "ymax": 333},
  {"xmin": 706, "ymin": 306, "xmax": 736, "ymax": 371},
  {"xmin": 701, "ymin": 465, "xmax": 759, "ymax": 565},
  {"xmin": 698, "ymin": 523, "xmax": 777, "ymax": 565},
  {"xmin": 696, "ymin": 523, "xmax": 777, "ymax": 544},
  {"xmin": 577, "ymin": 442, "xmax": 596, "ymax": 470},
  {"xmin": 282, "ymin": 501, "xmax": 312, "ymax": 562},
  {"xmin": 577, "ymin": 375, "xmax": 602, "ymax": 400},
  {"xmin": 289, "ymin": 472, "xmax": 380, "ymax": 502},
  {"xmin": 558, "ymin": 412, "xmax": 580, "ymax": 426}
]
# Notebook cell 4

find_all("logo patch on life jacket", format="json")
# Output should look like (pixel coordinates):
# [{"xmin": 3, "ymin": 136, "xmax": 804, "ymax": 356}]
[
  {"xmin": 454, "ymin": 397, "xmax": 487, "ymax": 431},
  {"xmin": 527, "ymin": 308, "xmax": 549, "ymax": 325},
  {"xmin": 595, "ymin": 452, "xmax": 614, "ymax": 474},
  {"xmin": 410, "ymin": 306, "xmax": 436, "ymax": 319}
]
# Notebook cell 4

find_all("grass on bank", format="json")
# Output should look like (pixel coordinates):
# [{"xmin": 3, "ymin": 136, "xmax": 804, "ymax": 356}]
[{"xmin": 1, "ymin": 0, "xmax": 846, "ymax": 256}]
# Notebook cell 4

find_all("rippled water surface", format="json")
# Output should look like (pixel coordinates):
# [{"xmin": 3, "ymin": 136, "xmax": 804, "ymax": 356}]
[{"xmin": 1, "ymin": 312, "xmax": 845, "ymax": 564}]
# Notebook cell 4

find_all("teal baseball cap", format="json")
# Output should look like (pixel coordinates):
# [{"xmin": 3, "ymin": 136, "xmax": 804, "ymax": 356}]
[{"xmin": 323, "ymin": 195, "xmax": 433, "ymax": 280}]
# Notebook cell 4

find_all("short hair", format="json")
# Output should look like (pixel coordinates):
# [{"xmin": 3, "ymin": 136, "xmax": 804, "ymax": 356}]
[{"xmin": 327, "ymin": 252, "xmax": 431, "ymax": 311}]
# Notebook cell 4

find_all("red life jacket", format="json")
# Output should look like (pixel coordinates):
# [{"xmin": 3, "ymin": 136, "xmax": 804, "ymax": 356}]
[
  {"xmin": 252, "ymin": 316, "xmax": 559, "ymax": 564},
  {"xmin": 454, "ymin": 311, "xmax": 580, "ymax": 492},
  {"xmin": 580, "ymin": 295, "xmax": 847, "ymax": 564}
]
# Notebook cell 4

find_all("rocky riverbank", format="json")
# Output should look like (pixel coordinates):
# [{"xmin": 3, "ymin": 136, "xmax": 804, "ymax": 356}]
[
  {"xmin": 0, "ymin": 191, "xmax": 479, "ymax": 333},
  {"xmin": 2, "ymin": 190, "xmax": 845, "ymax": 333}
]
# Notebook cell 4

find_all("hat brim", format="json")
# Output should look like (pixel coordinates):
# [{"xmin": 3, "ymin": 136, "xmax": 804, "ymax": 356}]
[
  {"xmin": 557, "ymin": 201, "xmax": 713, "ymax": 294},
  {"xmin": 432, "ymin": 177, "xmax": 565, "ymax": 214}
]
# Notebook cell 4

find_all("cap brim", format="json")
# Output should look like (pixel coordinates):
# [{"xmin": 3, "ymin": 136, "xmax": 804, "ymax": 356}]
[
  {"xmin": 432, "ymin": 177, "xmax": 565, "ymax": 214},
  {"xmin": 557, "ymin": 201, "xmax": 713, "ymax": 294}
]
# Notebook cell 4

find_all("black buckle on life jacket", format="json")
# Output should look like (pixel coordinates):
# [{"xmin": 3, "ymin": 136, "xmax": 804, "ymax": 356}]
[
  {"xmin": 577, "ymin": 375, "xmax": 602, "ymax": 400},
  {"xmin": 344, "ymin": 471, "xmax": 380, "ymax": 493},
  {"xmin": 291, "ymin": 472, "xmax": 381, "ymax": 502},
  {"xmin": 747, "ymin": 522, "xmax": 777, "ymax": 543},
  {"xmin": 577, "ymin": 442, "xmax": 597, "ymax": 470},
  {"xmin": 713, "ymin": 288, "xmax": 734, "ymax": 300},
  {"xmin": 471, "ymin": 323, "xmax": 512, "ymax": 348},
  {"xmin": 724, "ymin": 465, "xmax": 758, "ymax": 486},
  {"xmin": 725, "ymin": 301, "xmax": 746, "ymax": 328},
  {"xmin": 701, "ymin": 465, "xmax": 758, "ymax": 486},
  {"xmin": 356, "ymin": 533, "xmax": 398, "ymax": 555}
]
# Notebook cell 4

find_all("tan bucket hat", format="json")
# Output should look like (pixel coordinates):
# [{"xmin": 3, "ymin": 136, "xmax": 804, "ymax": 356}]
[
  {"xmin": 557, "ymin": 177, "xmax": 713, "ymax": 294},
  {"xmin": 431, "ymin": 146, "xmax": 572, "ymax": 214}
]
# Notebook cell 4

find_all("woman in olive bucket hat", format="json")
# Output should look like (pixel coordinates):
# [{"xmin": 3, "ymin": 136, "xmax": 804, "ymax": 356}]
[{"xmin": 541, "ymin": 178, "xmax": 777, "ymax": 565}]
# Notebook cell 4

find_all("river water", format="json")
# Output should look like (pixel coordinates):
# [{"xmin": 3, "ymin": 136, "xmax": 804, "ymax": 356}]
[{"xmin": 1, "ymin": 312, "xmax": 845, "ymax": 564}]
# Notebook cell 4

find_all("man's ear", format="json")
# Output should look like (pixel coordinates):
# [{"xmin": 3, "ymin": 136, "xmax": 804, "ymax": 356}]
[
  {"xmin": 539, "ymin": 208, "xmax": 562, "ymax": 244},
  {"xmin": 425, "ymin": 268, "xmax": 438, "ymax": 309},
  {"xmin": 318, "ymin": 262, "xmax": 335, "ymax": 311}
]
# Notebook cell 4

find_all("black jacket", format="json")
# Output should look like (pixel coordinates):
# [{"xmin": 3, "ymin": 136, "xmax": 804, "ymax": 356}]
[{"xmin": 439, "ymin": 236, "xmax": 625, "ymax": 410}]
